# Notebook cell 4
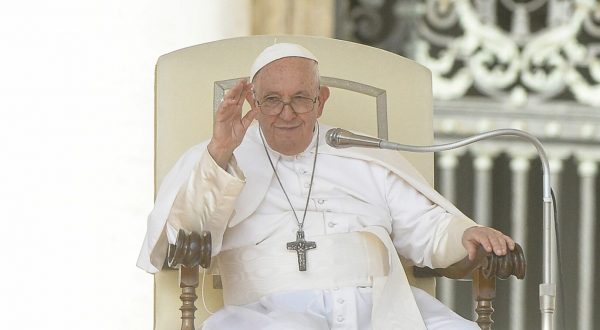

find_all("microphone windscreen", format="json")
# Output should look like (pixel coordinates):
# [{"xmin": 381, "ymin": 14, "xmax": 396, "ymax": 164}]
[{"xmin": 325, "ymin": 128, "xmax": 343, "ymax": 147}]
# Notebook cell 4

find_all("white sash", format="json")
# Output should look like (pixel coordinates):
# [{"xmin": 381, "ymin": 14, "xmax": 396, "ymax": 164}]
[{"xmin": 215, "ymin": 227, "xmax": 426, "ymax": 330}]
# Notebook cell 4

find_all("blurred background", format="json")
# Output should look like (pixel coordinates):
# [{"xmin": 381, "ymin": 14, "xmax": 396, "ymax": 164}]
[{"xmin": 1, "ymin": 0, "xmax": 598, "ymax": 329}]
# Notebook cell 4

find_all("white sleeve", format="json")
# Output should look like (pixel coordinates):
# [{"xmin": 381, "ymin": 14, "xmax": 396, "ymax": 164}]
[
  {"xmin": 385, "ymin": 171, "xmax": 475, "ymax": 268},
  {"xmin": 166, "ymin": 148, "xmax": 245, "ymax": 255},
  {"xmin": 136, "ymin": 145, "xmax": 245, "ymax": 273}
]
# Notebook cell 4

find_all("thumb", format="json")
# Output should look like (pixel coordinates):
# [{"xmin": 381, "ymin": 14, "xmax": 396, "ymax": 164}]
[{"xmin": 464, "ymin": 240, "xmax": 477, "ymax": 261}]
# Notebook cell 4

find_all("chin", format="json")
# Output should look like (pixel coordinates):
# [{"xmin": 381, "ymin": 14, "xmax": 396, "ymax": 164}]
[{"xmin": 266, "ymin": 130, "xmax": 312, "ymax": 155}]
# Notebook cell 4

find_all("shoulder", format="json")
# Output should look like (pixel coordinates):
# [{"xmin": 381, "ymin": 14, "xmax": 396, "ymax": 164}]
[{"xmin": 318, "ymin": 125, "xmax": 427, "ymax": 181}]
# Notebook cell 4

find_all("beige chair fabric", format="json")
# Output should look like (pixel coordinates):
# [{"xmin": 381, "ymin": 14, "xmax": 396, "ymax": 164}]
[{"xmin": 153, "ymin": 35, "xmax": 435, "ymax": 330}]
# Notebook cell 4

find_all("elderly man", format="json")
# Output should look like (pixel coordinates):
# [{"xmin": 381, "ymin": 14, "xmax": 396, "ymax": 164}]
[{"xmin": 138, "ymin": 43, "xmax": 515, "ymax": 330}]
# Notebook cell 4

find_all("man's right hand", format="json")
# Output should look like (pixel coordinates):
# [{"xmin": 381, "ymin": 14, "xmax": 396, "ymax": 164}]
[{"xmin": 208, "ymin": 79, "xmax": 258, "ymax": 169}]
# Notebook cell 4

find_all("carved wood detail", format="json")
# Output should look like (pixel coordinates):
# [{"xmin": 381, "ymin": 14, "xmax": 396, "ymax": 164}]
[
  {"xmin": 179, "ymin": 265, "xmax": 199, "ymax": 330},
  {"xmin": 168, "ymin": 229, "xmax": 212, "ymax": 330},
  {"xmin": 473, "ymin": 268, "xmax": 496, "ymax": 330},
  {"xmin": 414, "ymin": 243, "xmax": 526, "ymax": 329},
  {"xmin": 168, "ymin": 229, "xmax": 212, "ymax": 269}
]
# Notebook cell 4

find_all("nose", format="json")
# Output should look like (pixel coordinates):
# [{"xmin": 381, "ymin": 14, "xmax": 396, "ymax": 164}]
[{"xmin": 278, "ymin": 103, "xmax": 297, "ymax": 120}]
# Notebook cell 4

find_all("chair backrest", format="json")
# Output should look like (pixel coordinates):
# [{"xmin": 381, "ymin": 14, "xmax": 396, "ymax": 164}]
[{"xmin": 153, "ymin": 35, "xmax": 435, "ymax": 330}]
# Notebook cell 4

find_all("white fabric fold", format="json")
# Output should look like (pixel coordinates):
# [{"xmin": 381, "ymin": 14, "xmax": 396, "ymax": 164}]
[
  {"xmin": 216, "ymin": 231, "xmax": 387, "ymax": 306},
  {"xmin": 364, "ymin": 226, "xmax": 426, "ymax": 330},
  {"xmin": 215, "ymin": 228, "xmax": 426, "ymax": 329},
  {"xmin": 138, "ymin": 123, "xmax": 477, "ymax": 272}
]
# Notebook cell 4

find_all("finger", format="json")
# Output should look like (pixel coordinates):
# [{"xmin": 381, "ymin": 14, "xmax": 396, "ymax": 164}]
[
  {"xmin": 218, "ymin": 86, "xmax": 247, "ymax": 118},
  {"xmin": 478, "ymin": 237, "xmax": 493, "ymax": 253},
  {"xmin": 240, "ymin": 107, "xmax": 258, "ymax": 129},
  {"xmin": 216, "ymin": 98, "xmax": 243, "ymax": 119},
  {"xmin": 490, "ymin": 232, "xmax": 514, "ymax": 255},
  {"xmin": 505, "ymin": 235, "xmax": 516, "ymax": 250},
  {"xmin": 225, "ymin": 80, "xmax": 246, "ymax": 105},
  {"xmin": 465, "ymin": 242, "xmax": 477, "ymax": 261},
  {"xmin": 236, "ymin": 81, "xmax": 251, "ymax": 106},
  {"xmin": 245, "ymin": 87, "xmax": 257, "ymax": 108},
  {"xmin": 490, "ymin": 236, "xmax": 507, "ymax": 255},
  {"xmin": 217, "ymin": 83, "xmax": 241, "ymax": 109}
]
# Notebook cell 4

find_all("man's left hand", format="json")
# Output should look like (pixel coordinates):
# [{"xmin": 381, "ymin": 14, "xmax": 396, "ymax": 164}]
[{"xmin": 462, "ymin": 226, "xmax": 516, "ymax": 261}]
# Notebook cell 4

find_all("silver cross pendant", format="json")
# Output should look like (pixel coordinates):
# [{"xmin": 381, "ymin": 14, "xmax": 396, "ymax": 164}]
[{"xmin": 286, "ymin": 230, "xmax": 317, "ymax": 271}]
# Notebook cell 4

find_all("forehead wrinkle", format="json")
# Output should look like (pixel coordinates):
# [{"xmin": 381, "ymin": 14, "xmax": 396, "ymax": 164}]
[{"xmin": 253, "ymin": 59, "xmax": 319, "ymax": 97}]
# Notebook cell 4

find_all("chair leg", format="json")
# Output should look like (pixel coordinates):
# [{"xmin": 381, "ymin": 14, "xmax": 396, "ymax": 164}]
[
  {"xmin": 179, "ymin": 265, "xmax": 199, "ymax": 330},
  {"xmin": 472, "ymin": 268, "xmax": 496, "ymax": 330}
]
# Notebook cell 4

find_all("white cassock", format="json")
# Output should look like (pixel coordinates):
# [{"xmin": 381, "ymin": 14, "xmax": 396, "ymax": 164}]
[{"xmin": 137, "ymin": 123, "xmax": 479, "ymax": 330}]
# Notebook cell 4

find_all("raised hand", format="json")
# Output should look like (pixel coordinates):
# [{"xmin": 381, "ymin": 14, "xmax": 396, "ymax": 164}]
[
  {"xmin": 207, "ymin": 79, "xmax": 258, "ymax": 168},
  {"xmin": 462, "ymin": 226, "xmax": 516, "ymax": 261}
]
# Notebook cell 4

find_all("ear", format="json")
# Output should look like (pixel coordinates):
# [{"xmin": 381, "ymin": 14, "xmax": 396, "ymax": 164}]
[{"xmin": 315, "ymin": 85, "xmax": 330, "ymax": 118}]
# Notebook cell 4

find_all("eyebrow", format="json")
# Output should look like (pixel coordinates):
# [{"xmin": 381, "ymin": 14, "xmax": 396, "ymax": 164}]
[{"xmin": 259, "ymin": 90, "xmax": 314, "ymax": 98}]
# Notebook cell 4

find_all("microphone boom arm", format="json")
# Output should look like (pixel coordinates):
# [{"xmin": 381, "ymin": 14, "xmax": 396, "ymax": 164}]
[
  {"xmin": 379, "ymin": 129, "xmax": 550, "ymax": 198},
  {"xmin": 327, "ymin": 127, "xmax": 556, "ymax": 330}
]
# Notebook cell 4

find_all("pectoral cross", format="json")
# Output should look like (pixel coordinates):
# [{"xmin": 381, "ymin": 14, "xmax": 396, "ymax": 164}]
[{"xmin": 287, "ymin": 230, "xmax": 317, "ymax": 271}]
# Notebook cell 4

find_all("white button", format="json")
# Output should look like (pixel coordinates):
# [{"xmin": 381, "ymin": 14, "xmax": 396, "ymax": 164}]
[
  {"xmin": 337, "ymin": 298, "xmax": 345, "ymax": 304},
  {"xmin": 337, "ymin": 316, "xmax": 345, "ymax": 322},
  {"xmin": 304, "ymin": 182, "xmax": 310, "ymax": 188},
  {"xmin": 318, "ymin": 199, "xmax": 325, "ymax": 204},
  {"xmin": 327, "ymin": 222, "xmax": 336, "ymax": 228}
]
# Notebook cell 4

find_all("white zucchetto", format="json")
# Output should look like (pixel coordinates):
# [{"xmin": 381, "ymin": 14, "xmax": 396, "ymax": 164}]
[{"xmin": 250, "ymin": 43, "xmax": 318, "ymax": 82}]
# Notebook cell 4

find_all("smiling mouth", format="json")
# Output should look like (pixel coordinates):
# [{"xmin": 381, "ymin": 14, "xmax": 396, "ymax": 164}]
[{"xmin": 274, "ymin": 125, "xmax": 301, "ymax": 130}]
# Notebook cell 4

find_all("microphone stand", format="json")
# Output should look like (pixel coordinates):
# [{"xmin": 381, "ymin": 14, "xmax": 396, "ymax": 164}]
[{"xmin": 327, "ymin": 128, "xmax": 556, "ymax": 330}]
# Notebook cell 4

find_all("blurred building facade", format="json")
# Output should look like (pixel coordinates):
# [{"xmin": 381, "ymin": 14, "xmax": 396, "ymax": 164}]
[{"xmin": 336, "ymin": 1, "xmax": 600, "ymax": 329}]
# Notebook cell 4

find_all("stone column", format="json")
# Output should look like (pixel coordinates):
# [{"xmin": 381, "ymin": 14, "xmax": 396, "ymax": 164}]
[
  {"xmin": 251, "ymin": 0, "xmax": 334, "ymax": 36},
  {"xmin": 509, "ymin": 155, "xmax": 531, "ymax": 330},
  {"xmin": 576, "ymin": 158, "xmax": 597, "ymax": 330},
  {"xmin": 473, "ymin": 151, "xmax": 495, "ymax": 227},
  {"xmin": 437, "ymin": 152, "xmax": 460, "ymax": 309}
]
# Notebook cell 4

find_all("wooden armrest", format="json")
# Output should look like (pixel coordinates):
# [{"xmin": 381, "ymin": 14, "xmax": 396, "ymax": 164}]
[
  {"xmin": 413, "ymin": 243, "xmax": 526, "ymax": 280},
  {"xmin": 167, "ymin": 229, "xmax": 212, "ymax": 330},
  {"xmin": 413, "ymin": 243, "xmax": 526, "ymax": 330},
  {"xmin": 167, "ymin": 229, "xmax": 212, "ymax": 269}
]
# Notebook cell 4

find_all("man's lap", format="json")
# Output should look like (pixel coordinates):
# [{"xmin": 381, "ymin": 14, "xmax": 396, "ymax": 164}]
[{"xmin": 202, "ymin": 286, "xmax": 478, "ymax": 330}]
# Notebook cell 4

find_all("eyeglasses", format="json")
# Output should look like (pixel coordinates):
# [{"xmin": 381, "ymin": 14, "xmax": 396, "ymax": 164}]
[{"xmin": 255, "ymin": 95, "xmax": 319, "ymax": 116}]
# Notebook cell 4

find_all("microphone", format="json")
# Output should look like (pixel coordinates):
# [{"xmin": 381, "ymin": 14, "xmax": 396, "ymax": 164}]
[
  {"xmin": 326, "ymin": 127, "xmax": 462, "ymax": 152},
  {"xmin": 325, "ymin": 128, "xmax": 382, "ymax": 148},
  {"xmin": 326, "ymin": 126, "xmax": 556, "ymax": 329}
]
